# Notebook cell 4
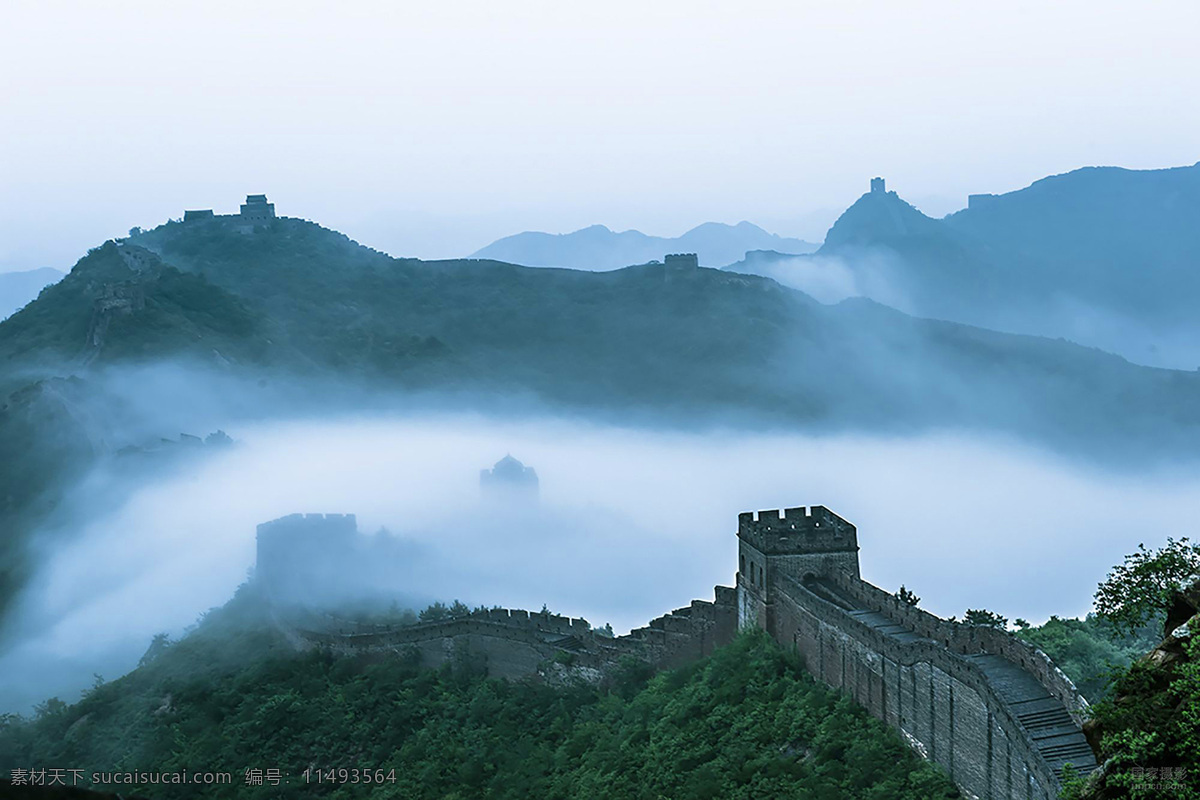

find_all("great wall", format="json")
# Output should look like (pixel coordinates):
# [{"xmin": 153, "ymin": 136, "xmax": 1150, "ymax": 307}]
[{"xmin": 256, "ymin": 505, "xmax": 1097, "ymax": 799}]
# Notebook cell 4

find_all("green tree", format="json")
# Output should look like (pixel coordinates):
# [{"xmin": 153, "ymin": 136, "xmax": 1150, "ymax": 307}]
[
  {"xmin": 1094, "ymin": 538, "xmax": 1200, "ymax": 635},
  {"xmin": 138, "ymin": 632, "xmax": 172, "ymax": 667},
  {"xmin": 419, "ymin": 601, "xmax": 450, "ymax": 622},
  {"xmin": 963, "ymin": 608, "xmax": 1008, "ymax": 628}
]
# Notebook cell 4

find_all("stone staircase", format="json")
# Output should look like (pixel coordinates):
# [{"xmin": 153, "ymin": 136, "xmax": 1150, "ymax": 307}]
[{"xmin": 810, "ymin": 577, "xmax": 1097, "ymax": 782}]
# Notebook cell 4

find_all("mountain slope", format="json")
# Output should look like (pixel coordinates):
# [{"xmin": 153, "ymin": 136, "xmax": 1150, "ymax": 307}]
[
  {"xmin": 733, "ymin": 164, "xmax": 1200, "ymax": 367},
  {"xmin": 0, "ymin": 268, "xmax": 63, "ymax": 321},
  {"xmin": 820, "ymin": 188, "xmax": 1002, "ymax": 313},
  {"xmin": 0, "ymin": 242, "xmax": 261, "ymax": 371},
  {"xmin": 0, "ymin": 216, "xmax": 1190, "ymax": 453},
  {"xmin": 944, "ymin": 162, "xmax": 1200, "ymax": 316},
  {"xmin": 0, "ymin": 214, "xmax": 1198, "ymax": 626},
  {"xmin": 0, "ymin": 596, "xmax": 959, "ymax": 800},
  {"xmin": 471, "ymin": 221, "xmax": 817, "ymax": 269}
]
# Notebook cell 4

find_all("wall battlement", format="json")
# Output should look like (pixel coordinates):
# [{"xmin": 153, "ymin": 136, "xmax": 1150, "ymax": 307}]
[
  {"xmin": 968, "ymin": 193, "xmax": 1000, "ymax": 210},
  {"xmin": 258, "ymin": 512, "xmax": 357, "ymax": 532},
  {"xmin": 738, "ymin": 506, "xmax": 857, "ymax": 545},
  {"xmin": 738, "ymin": 503, "xmax": 1095, "ymax": 799},
  {"xmin": 283, "ymin": 586, "xmax": 738, "ymax": 680},
  {"xmin": 256, "ymin": 503, "xmax": 1094, "ymax": 798},
  {"xmin": 664, "ymin": 253, "xmax": 699, "ymax": 268},
  {"xmin": 181, "ymin": 194, "xmax": 277, "ymax": 225}
]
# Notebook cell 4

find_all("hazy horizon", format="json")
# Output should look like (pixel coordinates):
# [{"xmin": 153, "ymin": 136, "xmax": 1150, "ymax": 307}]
[{"xmin": 3, "ymin": 1, "xmax": 1199, "ymax": 271}]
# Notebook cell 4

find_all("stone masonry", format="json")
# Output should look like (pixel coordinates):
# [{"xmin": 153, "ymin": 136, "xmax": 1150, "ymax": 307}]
[
  {"xmin": 257, "ymin": 505, "xmax": 1097, "ymax": 798},
  {"xmin": 738, "ymin": 505, "xmax": 1096, "ymax": 800}
]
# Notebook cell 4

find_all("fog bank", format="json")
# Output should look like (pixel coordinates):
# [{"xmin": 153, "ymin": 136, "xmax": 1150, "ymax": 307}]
[{"xmin": 3, "ymin": 413, "xmax": 1198, "ymax": 712}]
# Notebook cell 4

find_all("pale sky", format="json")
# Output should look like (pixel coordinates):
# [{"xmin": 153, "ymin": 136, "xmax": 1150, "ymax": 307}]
[{"xmin": 2, "ymin": 1, "xmax": 1198, "ymax": 270}]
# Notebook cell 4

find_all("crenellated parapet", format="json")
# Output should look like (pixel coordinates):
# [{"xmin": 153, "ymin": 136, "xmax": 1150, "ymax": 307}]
[
  {"xmin": 822, "ymin": 571, "xmax": 1090, "ymax": 727},
  {"xmin": 737, "ymin": 506, "xmax": 860, "ymax": 622},
  {"xmin": 255, "ymin": 501, "xmax": 1096, "ymax": 799},
  {"xmin": 179, "ymin": 194, "xmax": 278, "ymax": 226},
  {"xmin": 737, "ymin": 506, "xmax": 858, "ymax": 555},
  {"xmin": 281, "ymin": 586, "xmax": 737, "ymax": 680},
  {"xmin": 738, "ymin": 503, "xmax": 1096, "ymax": 799}
]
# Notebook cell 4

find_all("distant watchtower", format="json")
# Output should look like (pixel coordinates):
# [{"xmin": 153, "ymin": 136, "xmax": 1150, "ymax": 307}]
[
  {"xmin": 481, "ymin": 454, "xmax": 539, "ymax": 505},
  {"xmin": 663, "ymin": 252, "xmax": 699, "ymax": 283},
  {"xmin": 736, "ymin": 506, "xmax": 859, "ymax": 629},
  {"xmin": 870, "ymin": 177, "xmax": 886, "ymax": 194},
  {"xmin": 240, "ymin": 194, "xmax": 276, "ymax": 221},
  {"xmin": 967, "ymin": 193, "xmax": 999, "ymax": 211},
  {"xmin": 255, "ymin": 513, "xmax": 358, "ymax": 603}
]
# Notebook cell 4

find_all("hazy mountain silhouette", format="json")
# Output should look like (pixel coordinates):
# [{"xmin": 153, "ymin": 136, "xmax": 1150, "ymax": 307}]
[
  {"xmin": 2, "ymin": 212, "xmax": 1199, "ymax": 624},
  {"xmin": 729, "ymin": 164, "xmax": 1200, "ymax": 367},
  {"xmin": 471, "ymin": 222, "xmax": 817, "ymax": 270},
  {"xmin": 1, "ymin": 215, "xmax": 1196, "ymax": 460},
  {"xmin": 0, "ymin": 268, "xmax": 63, "ymax": 321}
]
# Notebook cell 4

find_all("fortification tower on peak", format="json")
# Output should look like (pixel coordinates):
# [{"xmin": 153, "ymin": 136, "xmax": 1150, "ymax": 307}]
[
  {"xmin": 181, "ymin": 194, "xmax": 278, "ymax": 225},
  {"xmin": 255, "ymin": 513, "xmax": 357, "ymax": 602},
  {"xmin": 734, "ymin": 505, "xmax": 1095, "ymax": 795},
  {"xmin": 480, "ymin": 454, "xmax": 539, "ymax": 504},
  {"xmin": 870, "ymin": 176, "xmax": 886, "ymax": 194},
  {"xmin": 239, "ymin": 194, "xmax": 276, "ymax": 220},
  {"xmin": 736, "ymin": 505, "xmax": 859, "ymax": 629},
  {"xmin": 663, "ymin": 252, "xmax": 699, "ymax": 284},
  {"xmin": 967, "ymin": 192, "xmax": 999, "ymax": 210},
  {"xmin": 664, "ymin": 253, "xmax": 699, "ymax": 271}
]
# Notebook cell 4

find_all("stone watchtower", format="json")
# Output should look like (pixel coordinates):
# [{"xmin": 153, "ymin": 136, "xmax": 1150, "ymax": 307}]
[
  {"xmin": 736, "ymin": 506, "xmax": 859, "ymax": 630},
  {"xmin": 480, "ymin": 454, "xmax": 539, "ymax": 505},
  {"xmin": 240, "ymin": 194, "xmax": 276, "ymax": 220},
  {"xmin": 255, "ymin": 513, "xmax": 357, "ymax": 603},
  {"xmin": 870, "ymin": 177, "xmax": 886, "ymax": 194},
  {"xmin": 663, "ymin": 252, "xmax": 699, "ymax": 283}
]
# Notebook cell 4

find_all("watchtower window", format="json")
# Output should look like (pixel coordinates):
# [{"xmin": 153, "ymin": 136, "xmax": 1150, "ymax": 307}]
[{"xmin": 740, "ymin": 554, "xmax": 746, "ymax": 575}]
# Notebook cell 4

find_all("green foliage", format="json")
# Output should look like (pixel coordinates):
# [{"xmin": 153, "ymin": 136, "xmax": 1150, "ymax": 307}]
[
  {"xmin": 0, "ymin": 241, "xmax": 261, "ymax": 366},
  {"xmin": 962, "ymin": 608, "xmax": 1007, "ymax": 629},
  {"xmin": 1095, "ymin": 538, "xmax": 1200, "ymax": 636},
  {"xmin": 1017, "ymin": 615, "xmax": 1158, "ymax": 701},
  {"xmin": 896, "ymin": 585, "xmax": 920, "ymax": 606},
  {"xmin": 416, "ymin": 600, "xmax": 473, "ymax": 623},
  {"xmin": 1075, "ymin": 626, "xmax": 1200, "ymax": 798},
  {"xmin": 138, "ymin": 633, "xmax": 172, "ymax": 668},
  {"xmin": 0, "ymin": 616, "xmax": 958, "ymax": 799}
]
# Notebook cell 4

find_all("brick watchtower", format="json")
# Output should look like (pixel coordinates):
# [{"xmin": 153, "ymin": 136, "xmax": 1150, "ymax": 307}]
[{"xmin": 736, "ymin": 505, "xmax": 859, "ymax": 630}]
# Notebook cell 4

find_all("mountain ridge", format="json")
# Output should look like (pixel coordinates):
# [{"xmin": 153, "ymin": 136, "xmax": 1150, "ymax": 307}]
[
  {"xmin": 0, "ymin": 268, "xmax": 64, "ymax": 322},
  {"xmin": 0, "ymin": 213, "xmax": 1193, "ymax": 458},
  {"xmin": 729, "ymin": 163, "xmax": 1200, "ymax": 367},
  {"xmin": 471, "ymin": 221, "xmax": 817, "ymax": 270}
]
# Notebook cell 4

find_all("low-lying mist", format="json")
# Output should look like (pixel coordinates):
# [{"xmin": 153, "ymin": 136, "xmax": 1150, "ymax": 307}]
[
  {"xmin": 746, "ymin": 253, "xmax": 1200, "ymax": 370},
  {"xmin": 3, "ymin": 412, "xmax": 1199, "ymax": 713}
]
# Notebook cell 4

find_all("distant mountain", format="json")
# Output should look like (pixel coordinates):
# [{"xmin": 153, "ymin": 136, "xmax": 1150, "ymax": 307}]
[
  {"xmin": 1, "ymin": 213, "xmax": 1199, "ymax": 622},
  {"xmin": 0, "ymin": 268, "xmax": 63, "ymax": 321},
  {"xmin": 730, "ymin": 165, "xmax": 1200, "ymax": 367},
  {"xmin": 0, "ymin": 215, "xmax": 1195, "ymax": 460},
  {"xmin": 945, "ymin": 163, "xmax": 1200, "ymax": 311},
  {"xmin": 471, "ymin": 222, "xmax": 817, "ymax": 270}
]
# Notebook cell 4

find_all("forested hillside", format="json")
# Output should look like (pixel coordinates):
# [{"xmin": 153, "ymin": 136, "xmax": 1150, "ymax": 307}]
[
  {"xmin": 0, "ymin": 589, "xmax": 959, "ymax": 800},
  {"xmin": 0, "ymin": 216, "xmax": 1195, "ymax": 455}
]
